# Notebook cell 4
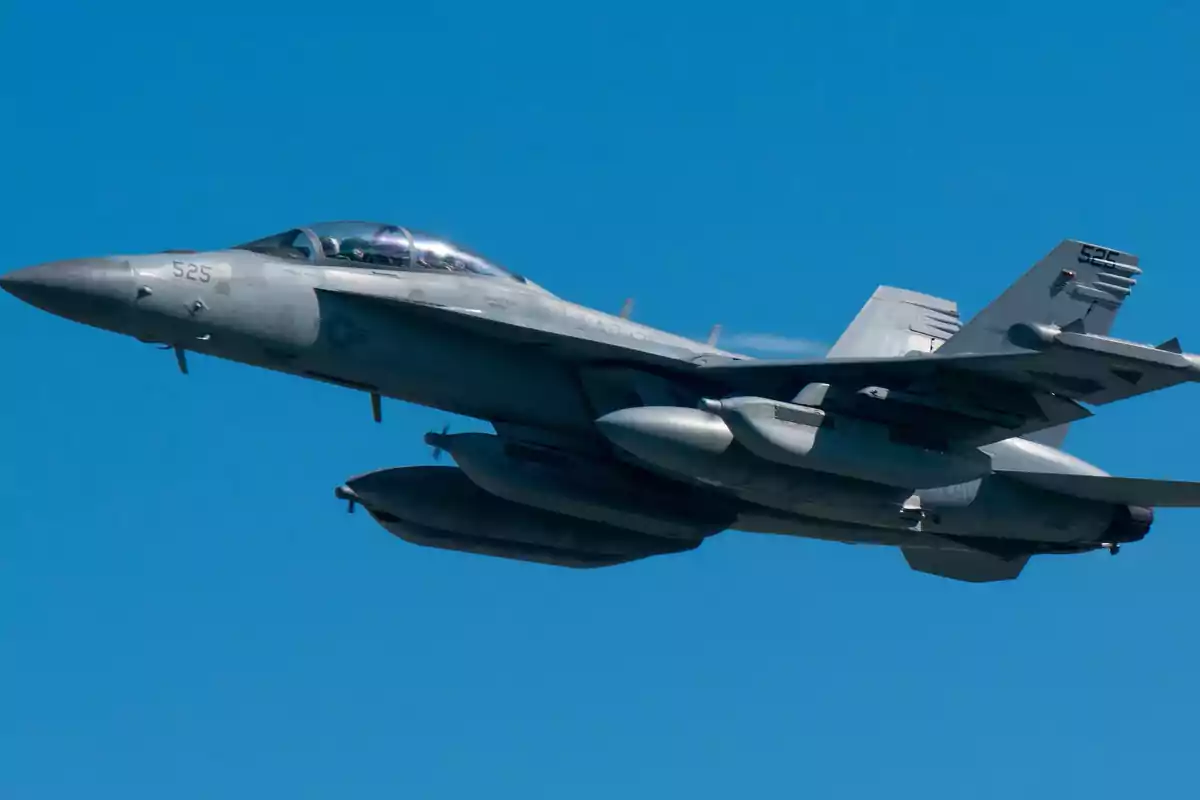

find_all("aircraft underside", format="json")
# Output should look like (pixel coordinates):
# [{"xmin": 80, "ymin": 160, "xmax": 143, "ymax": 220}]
[
  {"xmin": 333, "ymin": 424, "xmax": 1150, "ymax": 584},
  {"xmin": 298, "ymin": 299, "xmax": 1155, "ymax": 584}
]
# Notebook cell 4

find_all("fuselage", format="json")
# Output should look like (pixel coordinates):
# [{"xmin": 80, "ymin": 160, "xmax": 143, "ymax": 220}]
[
  {"xmin": 124, "ymin": 247, "xmax": 738, "ymax": 430},
  {"xmin": 0, "ymin": 236, "xmax": 1146, "ymax": 554},
  {"xmin": 119, "ymin": 248, "xmax": 1115, "ymax": 473}
]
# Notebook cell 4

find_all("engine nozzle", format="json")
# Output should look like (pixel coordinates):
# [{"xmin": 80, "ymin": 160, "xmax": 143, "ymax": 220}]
[{"xmin": 1104, "ymin": 504, "xmax": 1154, "ymax": 544}]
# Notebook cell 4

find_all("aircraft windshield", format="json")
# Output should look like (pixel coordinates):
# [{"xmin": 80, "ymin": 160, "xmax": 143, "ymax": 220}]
[{"xmin": 232, "ymin": 221, "xmax": 525, "ymax": 282}]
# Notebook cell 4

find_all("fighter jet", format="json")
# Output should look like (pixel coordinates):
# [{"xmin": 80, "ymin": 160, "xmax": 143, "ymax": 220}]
[{"xmin": 5, "ymin": 220, "xmax": 1200, "ymax": 582}]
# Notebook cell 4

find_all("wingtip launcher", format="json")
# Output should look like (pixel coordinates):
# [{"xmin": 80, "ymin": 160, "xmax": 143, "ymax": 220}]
[{"xmin": 1006, "ymin": 322, "xmax": 1200, "ymax": 376}]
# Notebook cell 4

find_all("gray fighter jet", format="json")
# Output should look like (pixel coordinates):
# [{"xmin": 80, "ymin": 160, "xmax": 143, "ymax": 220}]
[{"xmin": 5, "ymin": 221, "xmax": 1200, "ymax": 582}]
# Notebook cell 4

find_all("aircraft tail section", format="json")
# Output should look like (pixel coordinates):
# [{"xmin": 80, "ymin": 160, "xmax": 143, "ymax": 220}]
[
  {"xmin": 939, "ymin": 239, "xmax": 1140, "ymax": 356},
  {"xmin": 827, "ymin": 286, "xmax": 961, "ymax": 359},
  {"xmin": 937, "ymin": 239, "xmax": 1140, "ymax": 448}
]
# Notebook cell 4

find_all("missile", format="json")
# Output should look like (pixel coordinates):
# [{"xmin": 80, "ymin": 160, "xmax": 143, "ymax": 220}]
[{"xmin": 1007, "ymin": 322, "xmax": 1200, "ymax": 374}]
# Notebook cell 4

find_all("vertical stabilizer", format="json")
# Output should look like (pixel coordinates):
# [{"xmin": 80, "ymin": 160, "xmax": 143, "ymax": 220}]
[
  {"xmin": 827, "ymin": 286, "xmax": 961, "ymax": 359},
  {"xmin": 938, "ymin": 239, "xmax": 1140, "ymax": 448},
  {"xmin": 939, "ymin": 240, "xmax": 1139, "ymax": 356}
]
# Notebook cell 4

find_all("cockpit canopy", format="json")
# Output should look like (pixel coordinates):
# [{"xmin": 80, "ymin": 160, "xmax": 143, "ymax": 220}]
[{"xmin": 233, "ymin": 221, "xmax": 525, "ymax": 282}]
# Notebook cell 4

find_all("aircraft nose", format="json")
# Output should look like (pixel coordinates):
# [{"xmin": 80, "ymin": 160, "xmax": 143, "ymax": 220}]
[{"xmin": 1, "ymin": 258, "xmax": 134, "ymax": 328}]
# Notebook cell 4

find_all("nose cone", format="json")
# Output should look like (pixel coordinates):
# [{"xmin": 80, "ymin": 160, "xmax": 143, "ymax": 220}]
[{"xmin": 1, "ymin": 258, "xmax": 134, "ymax": 330}]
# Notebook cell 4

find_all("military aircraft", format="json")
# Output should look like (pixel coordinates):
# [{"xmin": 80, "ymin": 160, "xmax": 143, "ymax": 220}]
[{"xmin": 5, "ymin": 220, "xmax": 1200, "ymax": 582}]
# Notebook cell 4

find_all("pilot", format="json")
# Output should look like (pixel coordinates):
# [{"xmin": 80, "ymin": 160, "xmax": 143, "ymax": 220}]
[
  {"xmin": 342, "ymin": 238, "xmax": 368, "ymax": 262},
  {"xmin": 321, "ymin": 236, "xmax": 368, "ymax": 262},
  {"xmin": 416, "ymin": 248, "xmax": 448, "ymax": 271}
]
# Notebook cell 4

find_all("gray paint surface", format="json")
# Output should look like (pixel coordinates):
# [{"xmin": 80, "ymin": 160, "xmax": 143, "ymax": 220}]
[{"xmin": 4, "ymin": 221, "xmax": 1195, "ymax": 582}]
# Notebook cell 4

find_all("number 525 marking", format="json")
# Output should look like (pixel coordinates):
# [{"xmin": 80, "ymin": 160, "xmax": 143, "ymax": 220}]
[{"xmin": 172, "ymin": 260, "xmax": 212, "ymax": 283}]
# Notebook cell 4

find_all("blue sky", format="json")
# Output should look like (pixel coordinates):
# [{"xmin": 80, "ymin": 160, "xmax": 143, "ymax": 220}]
[{"xmin": 2, "ymin": 1, "xmax": 1199, "ymax": 797}]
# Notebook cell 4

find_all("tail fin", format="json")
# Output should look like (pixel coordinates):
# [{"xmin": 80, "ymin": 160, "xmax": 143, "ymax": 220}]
[
  {"xmin": 939, "ymin": 239, "xmax": 1140, "ymax": 356},
  {"xmin": 827, "ymin": 286, "xmax": 961, "ymax": 359},
  {"xmin": 938, "ymin": 239, "xmax": 1140, "ymax": 448}
]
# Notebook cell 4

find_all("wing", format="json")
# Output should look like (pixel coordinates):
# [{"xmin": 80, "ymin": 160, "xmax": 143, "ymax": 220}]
[
  {"xmin": 316, "ymin": 261, "xmax": 1198, "ymax": 449},
  {"xmin": 313, "ymin": 285, "xmax": 716, "ymax": 370},
  {"xmin": 694, "ymin": 329, "xmax": 1200, "ymax": 448}
]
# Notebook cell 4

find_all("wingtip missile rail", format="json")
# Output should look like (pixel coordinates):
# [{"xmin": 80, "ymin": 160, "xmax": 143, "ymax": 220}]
[{"xmin": 1007, "ymin": 322, "xmax": 1200, "ymax": 376}]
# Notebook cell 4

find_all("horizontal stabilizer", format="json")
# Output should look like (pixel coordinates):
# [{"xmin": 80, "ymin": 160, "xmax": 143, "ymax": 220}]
[
  {"xmin": 1000, "ymin": 471, "xmax": 1200, "ymax": 507},
  {"xmin": 902, "ymin": 547, "xmax": 1030, "ymax": 583}
]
